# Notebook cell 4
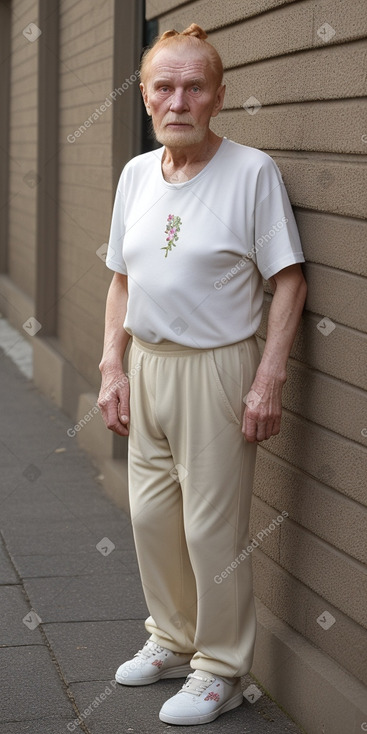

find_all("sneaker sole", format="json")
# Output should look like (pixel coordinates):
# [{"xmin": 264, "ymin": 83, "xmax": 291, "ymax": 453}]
[
  {"xmin": 115, "ymin": 663, "xmax": 192, "ymax": 686},
  {"xmin": 159, "ymin": 691, "xmax": 243, "ymax": 725}
]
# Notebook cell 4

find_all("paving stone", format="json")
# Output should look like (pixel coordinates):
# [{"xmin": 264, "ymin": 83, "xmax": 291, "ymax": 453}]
[
  {"xmin": 0, "ymin": 540, "xmax": 18, "ymax": 585},
  {"xmin": 0, "ymin": 475, "xmax": 133, "ymax": 549},
  {"xmin": 0, "ymin": 647, "xmax": 74, "ymax": 722},
  {"xmin": 12, "ymin": 547, "xmax": 139, "ymax": 580},
  {"xmin": 0, "ymin": 479, "xmax": 133, "ymax": 539},
  {"xmin": 23, "ymin": 571, "xmax": 147, "ymax": 623},
  {"xmin": 44, "ymin": 620, "xmax": 147, "ymax": 683},
  {"xmin": 0, "ymin": 586, "xmax": 43, "ymax": 645},
  {"xmin": 0, "ymin": 717, "xmax": 76, "ymax": 734},
  {"xmin": 1, "ymin": 514, "xmax": 133, "ymax": 560},
  {"xmin": 2, "ymin": 518, "xmax": 103, "ymax": 557}
]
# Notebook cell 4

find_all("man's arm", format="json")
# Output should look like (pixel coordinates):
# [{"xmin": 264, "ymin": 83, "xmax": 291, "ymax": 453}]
[
  {"xmin": 243, "ymin": 263, "xmax": 307, "ymax": 443},
  {"xmin": 98, "ymin": 272, "xmax": 131, "ymax": 436}
]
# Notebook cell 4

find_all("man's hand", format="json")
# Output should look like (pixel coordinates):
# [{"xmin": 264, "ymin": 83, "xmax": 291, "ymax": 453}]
[
  {"xmin": 243, "ymin": 372, "xmax": 285, "ymax": 443},
  {"xmin": 98, "ymin": 273, "xmax": 131, "ymax": 436},
  {"xmin": 98, "ymin": 368, "xmax": 130, "ymax": 436},
  {"xmin": 242, "ymin": 263, "xmax": 307, "ymax": 442}
]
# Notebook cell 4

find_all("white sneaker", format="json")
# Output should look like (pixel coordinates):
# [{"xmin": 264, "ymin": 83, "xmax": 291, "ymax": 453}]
[
  {"xmin": 115, "ymin": 640, "xmax": 192, "ymax": 686},
  {"xmin": 159, "ymin": 669, "xmax": 243, "ymax": 725}
]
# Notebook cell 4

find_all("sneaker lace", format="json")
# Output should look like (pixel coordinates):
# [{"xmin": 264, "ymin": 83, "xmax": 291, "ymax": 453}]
[
  {"xmin": 134, "ymin": 641, "xmax": 164, "ymax": 662},
  {"xmin": 180, "ymin": 672, "xmax": 215, "ymax": 696}
]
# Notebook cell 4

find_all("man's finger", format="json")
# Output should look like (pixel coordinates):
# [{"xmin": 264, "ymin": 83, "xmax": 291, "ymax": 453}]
[
  {"xmin": 118, "ymin": 396, "xmax": 130, "ymax": 425},
  {"xmin": 243, "ymin": 413, "xmax": 258, "ymax": 443},
  {"xmin": 103, "ymin": 402, "xmax": 123, "ymax": 430},
  {"xmin": 105, "ymin": 414, "xmax": 129, "ymax": 436},
  {"xmin": 113, "ymin": 423, "xmax": 129, "ymax": 436}
]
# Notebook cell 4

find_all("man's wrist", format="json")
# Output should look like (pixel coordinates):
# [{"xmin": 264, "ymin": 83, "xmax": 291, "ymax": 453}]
[
  {"xmin": 254, "ymin": 364, "xmax": 287, "ymax": 385},
  {"xmin": 99, "ymin": 358, "xmax": 124, "ymax": 374},
  {"xmin": 255, "ymin": 349, "xmax": 288, "ymax": 383}
]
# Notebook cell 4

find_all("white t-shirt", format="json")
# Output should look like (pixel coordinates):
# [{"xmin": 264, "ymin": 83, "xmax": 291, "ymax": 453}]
[{"xmin": 106, "ymin": 137, "xmax": 305, "ymax": 347}]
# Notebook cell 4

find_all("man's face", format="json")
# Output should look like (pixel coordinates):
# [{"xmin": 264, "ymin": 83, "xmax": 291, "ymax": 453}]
[{"xmin": 140, "ymin": 45, "xmax": 225, "ymax": 148}]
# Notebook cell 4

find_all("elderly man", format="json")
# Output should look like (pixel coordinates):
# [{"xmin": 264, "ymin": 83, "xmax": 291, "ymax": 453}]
[{"xmin": 98, "ymin": 23, "xmax": 307, "ymax": 727}]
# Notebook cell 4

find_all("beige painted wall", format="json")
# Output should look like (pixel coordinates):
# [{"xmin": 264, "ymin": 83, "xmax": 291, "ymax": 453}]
[
  {"xmin": 7, "ymin": 0, "xmax": 39, "ymax": 302},
  {"xmin": 145, "ymin": 0, "xmax": 367, "ymax": 691},
  {"xmin": 56, "ymin": 0, "xmax": 115, "ymax": 387}
]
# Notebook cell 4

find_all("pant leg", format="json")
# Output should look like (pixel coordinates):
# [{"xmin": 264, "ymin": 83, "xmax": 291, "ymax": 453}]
[
  {"xmin": 128, "ymin": 336, "xmax": 260, "ymax": 677},
  {"xmin": 154, "ymin": 336, "xmax": 261, "ymax": 678},
  {"xmin": 127, "ymin": 340, "xmax": 197, "ymax": 655}
]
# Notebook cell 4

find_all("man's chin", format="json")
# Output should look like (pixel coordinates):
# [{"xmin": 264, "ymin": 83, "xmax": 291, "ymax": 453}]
[{"xmin": 154, "ymin": 126, "xmax": 206, "ymax": 148}]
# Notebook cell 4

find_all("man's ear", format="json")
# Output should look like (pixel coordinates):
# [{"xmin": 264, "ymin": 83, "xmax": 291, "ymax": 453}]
[
  {"xmin": 211, "ymin": 84, "xmax": 226, "ymax": 118},
  {"xmin": 140, "ymin": 83, "xmax": 152, "ymax": 116}
]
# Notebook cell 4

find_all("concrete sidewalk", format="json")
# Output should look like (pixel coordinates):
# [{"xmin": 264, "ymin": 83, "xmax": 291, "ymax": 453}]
[{"xmin": 0, "ymin": 327, "xmax": 305, "ymax": 734}]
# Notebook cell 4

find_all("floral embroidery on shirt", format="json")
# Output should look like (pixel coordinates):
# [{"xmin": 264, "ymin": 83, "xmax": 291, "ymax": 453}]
[
  {"xmin": 162, "ymin": 214, "xmax": 182, "ymax": 257},
  {"xmin": 151, "ymin": 659, "xmax": 164, "ymax": 668},
  {"xmin": 204, "ymin": 691, "xmax": 220, "ymax": 702}
]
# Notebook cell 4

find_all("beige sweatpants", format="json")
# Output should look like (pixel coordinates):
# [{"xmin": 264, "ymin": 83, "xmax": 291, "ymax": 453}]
[{"xmin": 127, "ymin": 334, "xmax": 260, "ymax": 678}]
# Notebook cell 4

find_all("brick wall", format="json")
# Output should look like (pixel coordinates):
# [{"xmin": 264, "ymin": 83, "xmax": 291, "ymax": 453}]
[
  {"xmin": 146, "ymin": 0, "xmax": 367, "ymax": 689},
  {"xmin": 8, "ymin": 0, "xmax": 39, "ymax": 301},
  {"xmin": 56, "ymin": 0, "xmax": 116, "ymax": 386}
]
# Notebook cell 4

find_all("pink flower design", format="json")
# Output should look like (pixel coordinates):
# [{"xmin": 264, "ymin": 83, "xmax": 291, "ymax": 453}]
[
  {"xmin": 204, "ymin": 691, "xmax": 220, "ymax": 702},
  {"xmin": 162, "ymin": 214, "xmax": 182, "ymax": 257},
  {"xmin": 152, "ymin": 659, "xmax": 164, "ymax": 668}
]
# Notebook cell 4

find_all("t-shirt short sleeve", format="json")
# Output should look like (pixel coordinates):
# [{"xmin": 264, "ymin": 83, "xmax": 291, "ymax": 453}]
[
  {"xmin": 105, "ymin": 174, "xmax": 127, "ymax": 275},
  {"xmin": 253, "ymin": 155, "xmax": 305, "ymax": 280}
]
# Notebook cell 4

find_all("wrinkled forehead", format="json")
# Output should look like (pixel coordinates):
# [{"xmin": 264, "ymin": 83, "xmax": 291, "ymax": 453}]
[{"xmin": 145, "ymin": 45, "xmax": 214, "ymax": 85}]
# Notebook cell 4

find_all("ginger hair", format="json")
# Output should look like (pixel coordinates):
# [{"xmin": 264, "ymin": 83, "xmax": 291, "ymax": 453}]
[{"xmin": 139, "ymin": 23, "xmax": 224, "ymax": 88}]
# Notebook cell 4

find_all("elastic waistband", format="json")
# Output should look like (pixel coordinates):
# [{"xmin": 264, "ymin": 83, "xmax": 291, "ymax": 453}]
[
  {"xmin": 132, "ymin": 335, "xmax": 256, "ymax": 356},
  {"xmin": 132, "ymin": 336, "xmax": 211, "ymax": 356}
]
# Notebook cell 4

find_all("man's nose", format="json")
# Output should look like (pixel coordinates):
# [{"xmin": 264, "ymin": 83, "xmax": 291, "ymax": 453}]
[{"xmin": 169, "ymin": 89, "xmax": 189, "ymax": 112}]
